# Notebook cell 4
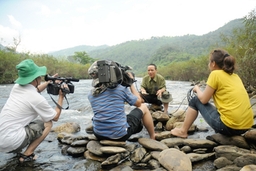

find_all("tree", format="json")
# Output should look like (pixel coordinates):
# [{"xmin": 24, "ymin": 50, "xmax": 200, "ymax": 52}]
[
  {"xmin": 222, "ymin": 9, "xmax": 256, "ymax": 86},
  {"xmin": 71, "ymin": 51, "xmax": 95, "ymax": 65}
]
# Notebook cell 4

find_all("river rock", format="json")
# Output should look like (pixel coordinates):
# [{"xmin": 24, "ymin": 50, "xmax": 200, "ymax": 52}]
[
  {"xmin": 151, "ymin": 111, "xmax": 169, "ymax": 122},
  {"xmin": 84, "ymin": 150, "xmax": 107, "ymax": 162},
  {"xmin": 214, "ymin": 145, "xmax": 251, "ymax": 161},
  {"xmin": 71, "ymin": 139, "xmax": 89, "ymax": 147},
  {"xmin": 52, "ymin": 122, "xmax": 81, "ymax": 133},
  {"xmin": 244, "ymin": 129, "xmax": 256, "ymax": 143},
  {"xmin": 150, "ymin": 151, "xmax": 161, "ymax": 160},
  {"xmin": 240, "ymin": 164, "xmax": 256, "ymax": 171},
  {"xmin": 155, "ymin": 131, "xmax": 173, "ymax": 140},
  {"xmin": 87, "ymin": 140, "xmax": 104, "ymax": 156},
  {"xmin": 233, "ymin": 154, "xmax": 256, "ymax": 167},
  {"xmin": 67, "ymin": 146, "xmax": 86, "ymax": 156},
  {"xmin": 207, "ymin": 133, "xmax": 250, "ymax": 149},
  {"xmin": 214, "ymin": 156, "xmax": 233, "ymax": 169},
  {"xmin": 138, "ymin": 138, "xmax": 168, "ymax": 151},
  {"xmin": 158, "ymin": 148, "xmax": 192, "ymax": 171},
  {"xmin": 187, "ymin": 152, "xmax": 215, "ymax": 162},
  {"xmin": 216, "ymin": 165, "xmax": 241, "ymax": 171},
  {"xmin": 100, "ymin": 140, "xmax": 126, "ymax": 147},
  {"xmin": 100, "ymin": 146, "xmax": 127, "ymax": 154},
  {"xmin": 165, "ymin": 109, "xmax": 186, "ymax": 130},
  {"xmin": 130, "ymin": 147, "xmax": 147, "ymax": 163},
  {"xmin": 101, "ymin": 153, "xmax": 121, "ymax": 167},
  {"xmin": 148, "ymin": 159, "xmax": 161, "ymax": 169}
]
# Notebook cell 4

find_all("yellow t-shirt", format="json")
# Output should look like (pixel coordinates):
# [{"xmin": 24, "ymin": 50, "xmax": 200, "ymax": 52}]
[{"xmin": 207, "ymin": 70, "xmax": 254, "ymax": 129}]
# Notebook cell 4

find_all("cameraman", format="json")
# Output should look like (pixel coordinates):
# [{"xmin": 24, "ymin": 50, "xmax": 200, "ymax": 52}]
[
  {"xmin": 0, "ymin": 59, "xmax": 66, "ymax": 163},
  {"xmin": 88, "ymin": 61, "xmax": 155, "ymax": 141}
]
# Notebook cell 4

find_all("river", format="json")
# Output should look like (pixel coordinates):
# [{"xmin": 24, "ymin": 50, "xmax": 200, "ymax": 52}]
[{"xmin": 0, "ymin": 78, "xmax": 213, "ymax": 171}]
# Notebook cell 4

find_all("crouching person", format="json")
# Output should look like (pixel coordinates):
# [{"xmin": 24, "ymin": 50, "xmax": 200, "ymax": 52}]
[{"xmin": 0, "ymin": 59, "xmax": 66, "ymax": 163}]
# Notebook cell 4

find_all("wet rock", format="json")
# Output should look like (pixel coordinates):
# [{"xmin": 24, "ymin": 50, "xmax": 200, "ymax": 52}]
[
  {"xmin": 52, "ymin": 122, "xmax": 81, "ymax": 133},
  {"xmin": 109, "ymin": 165, "xmax": 133, "ymax": 171},
  {"xmin": 233, "ymin": 154, "xmax": 256, "ymax": 167},
  {"xmin": 130, "ymin": 147, "xmax": 147, "ymax": 163},
  {"xmin": 84, "ymin": 150, "xmax": 106, "ymax": 162},
  {"xmin": 214, "ymin": 145, "xmax": 251, "ymax": 161},
  {"xmin": 155, "ymin": 122, "xmax": 163, "ymax": 131},
  {"xmin": 138, "ymin": 138, "xmax": 168, "ymax": 151},
  {"xmin": 148, "ymin": 159, "xmax": 161, "ymax": 169},
  {"xmin": 214, "ymin": 156, "xmax": 233, "ymax": 169},
  {"xmin": 180, "ymin": 145, "xmax": 192, "ymax": 153},
  {"xmin": 165, "ymin": 109, "xmax": 186, "ymax": 130},
  {"xmin": 192, "ymin": 148, "xmax": 208, "ymax": 154},
  {"xmin": 155, "ymin": 131, "xmax": 173, "ymax": 140},
  {"xmin": 101, "ymin": 153, "xmax": 121, "ymax": 166},
  {"xmin": 85, "ymin": 124, "xmax": 93, "ymax": 134},
  {"xmin": 140, "ymin": 153, "xmax": 151, "ymax": 163},
  {"xmin": 100, "ymin": 140, "xmax": 126, "ymax": 147},
  {"xmin": 124, "ymin": 144, "xmax": 137, "ymax": 152},
  {"xmin": 187, "ymin": 152, "xmax": 215, "ymax": 162},
  {"xmin": 183, "ymin": 139, "xmax": 217, "ymax": 149},
  {"xmin": 152, "ymin": 111, "xmax": 169, "ymax": 122},
  {"xmin": 71, "ymin": 139, "xmax": 89, "ymax": 147},
  {"xmin": 87, "ymin": 140, "xmax": 104, "ymax": 156},
  {"xmin": 158, "ymin": 148, "xmax": 192, "ymax": 171},
  {"xmin": 151, "ymin": 151, "xmax": 161, "ymax": 160},
  {"xmin": 207, "ymin": 133, "xmax": 250, "ymax": 149},
  {"xmin": 67, "ymin": 146, "xmax": 86, "ymax": 156},
  {"xmin": 100, "ymin": 146, "xmax": 127, "ymax": 154},
  {"xmin": 244, "ymin": 129, "xmax": 256, "ymax": 143},
  {"xmin": 215, "ymin": 165, "xmax": 241, "ymax": 171},
  {"xmin": 240, "ymin": 164, "xmax": 256, "ymax": 171}
]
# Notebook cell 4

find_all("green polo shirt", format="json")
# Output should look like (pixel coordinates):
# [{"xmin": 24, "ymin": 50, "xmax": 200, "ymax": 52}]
[{"xmin": 141, "ymin": 74, "xmax": 166, "ymax": 95}]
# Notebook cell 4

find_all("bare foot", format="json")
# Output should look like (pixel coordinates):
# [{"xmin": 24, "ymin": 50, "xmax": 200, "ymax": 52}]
[{"xmin": 170, "ymin": 128, "xmax": 188, "ymax": 138}]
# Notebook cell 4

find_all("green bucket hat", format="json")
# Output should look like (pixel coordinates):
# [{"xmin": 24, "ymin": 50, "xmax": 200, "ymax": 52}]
[{"xmin": 15, "ymin": 59, "xmax": 47, "ymax": 85}]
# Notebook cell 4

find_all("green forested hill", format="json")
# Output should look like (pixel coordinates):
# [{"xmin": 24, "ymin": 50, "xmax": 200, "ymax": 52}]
[
  {"xmin": 48, "ymin": 44, "xmax": 109, "ymax": 58},
  {"xmin": 48, "ymin": 18, "xmax": 244, "ymax": 74}
]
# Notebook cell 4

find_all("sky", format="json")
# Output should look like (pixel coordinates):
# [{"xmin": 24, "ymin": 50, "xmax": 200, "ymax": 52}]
[{"xmin": 0, "ymin": 0, "xmax": 255, "ymax": 54}]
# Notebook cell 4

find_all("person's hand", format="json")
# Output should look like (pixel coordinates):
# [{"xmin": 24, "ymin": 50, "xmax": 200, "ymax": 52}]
[
  {"xmin": 193, "ymin": 85, "xmax": 200, "ymax": 93},
  {"xmin": 59, "ymin": 83, "xmax": 69, "ymax": 96},
  {"xmin": 141, "ymin": 89, "xmax": 148, "ymax": 95},
  {"xmin": 156, "ymin": 90, "xmax": 162, "ymax": 97}
]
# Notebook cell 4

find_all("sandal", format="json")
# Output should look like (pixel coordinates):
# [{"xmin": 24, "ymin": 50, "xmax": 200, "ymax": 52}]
[{"xmin": 18, "ymin": 153, "xmax": 36, "ymax": 163}]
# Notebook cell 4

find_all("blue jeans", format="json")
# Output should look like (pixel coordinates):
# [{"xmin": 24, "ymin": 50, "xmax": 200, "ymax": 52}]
[{"xmin": 189, "ymin": 96, "xmax": 247, "ymax": 136}]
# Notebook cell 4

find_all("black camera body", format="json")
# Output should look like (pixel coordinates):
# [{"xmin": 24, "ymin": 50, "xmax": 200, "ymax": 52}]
[
  {"xmin": 45, "ymin": 75, "xmax": 79, "ymax": 95},
  {"xmin": 97, "ymin": 60, "xmax": 134, "ymax": 88}
]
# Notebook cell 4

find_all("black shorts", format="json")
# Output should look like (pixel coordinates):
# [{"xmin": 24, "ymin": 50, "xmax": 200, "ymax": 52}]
[
  {"xmin": 140, "ymin": 93, "xmax": 162, "ymax": 106},
  {"xmin": 94, "ymin": 108, "xmax": 143, "ymax": 141}
]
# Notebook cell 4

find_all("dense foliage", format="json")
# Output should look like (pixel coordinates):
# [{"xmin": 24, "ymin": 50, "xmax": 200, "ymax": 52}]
[{"xmin": 0, "ymin": 52, "xmax": 90, "ymax": 84}]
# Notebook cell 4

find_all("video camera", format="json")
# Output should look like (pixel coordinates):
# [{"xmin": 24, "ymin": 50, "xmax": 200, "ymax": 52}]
[
  {"xmin": 45, "ymin": 75, "xmax": 80, "ymax": 95},
  {"xmin": 97, "ymin": 60, "xmax": 135, "ymax": 88}
]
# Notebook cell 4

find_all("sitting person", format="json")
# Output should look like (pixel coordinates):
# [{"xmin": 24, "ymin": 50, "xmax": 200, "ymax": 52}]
[
  {"xmin": 140, "ymin": 64, "xmax": 172, "ymax": 113},
  {"xmin": 87, "ymin": 60, "xmax": 155, "ymax": 141},
  {"xmin": 0, "ymin": 59, "xmax": 66, "ymax": 162},
  {"xmin": 171, "ymin": 49, "xmax": 254, "ymax": 138}
]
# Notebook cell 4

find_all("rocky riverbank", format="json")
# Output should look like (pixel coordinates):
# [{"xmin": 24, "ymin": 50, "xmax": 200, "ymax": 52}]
[{"xmin": 1, "ymin": 98, "xmax": 256, "ymax": 171}]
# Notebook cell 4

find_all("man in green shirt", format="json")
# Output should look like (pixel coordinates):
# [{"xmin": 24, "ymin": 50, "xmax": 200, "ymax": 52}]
[{"xmin": 140, "ymin": 64, "xmax": 172, "ymax": 113}]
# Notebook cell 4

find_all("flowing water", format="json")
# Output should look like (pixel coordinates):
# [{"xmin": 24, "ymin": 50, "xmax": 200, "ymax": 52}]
[{"xmin": 0, "ymin": 78, "xmax": 215, "ymax": 171}]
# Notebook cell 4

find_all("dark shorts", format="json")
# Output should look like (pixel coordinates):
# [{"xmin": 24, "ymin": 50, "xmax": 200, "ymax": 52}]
[
  {"xmin": 10, "ymin": 120, "xmax": 45, "ymax": 153},
  {"xmin": 140, "ymin": 93, "xmax": 162, "ymax": 106},
  {"xmin": 94, "ymin": 108, "xmax": 143, "ymax": 141}
]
